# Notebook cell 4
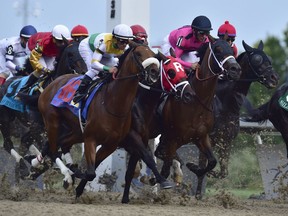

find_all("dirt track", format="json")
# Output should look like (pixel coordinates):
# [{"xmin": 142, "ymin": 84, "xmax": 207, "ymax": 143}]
[{"xmin": 0, "ymin": 184, "xmax": 288, "ymax": 216}]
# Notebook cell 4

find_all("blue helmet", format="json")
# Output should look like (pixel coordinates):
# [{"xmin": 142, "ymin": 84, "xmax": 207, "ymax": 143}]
[{"xmin": 20, "ymin": 25, "xmax": 37, "ymax": 38}]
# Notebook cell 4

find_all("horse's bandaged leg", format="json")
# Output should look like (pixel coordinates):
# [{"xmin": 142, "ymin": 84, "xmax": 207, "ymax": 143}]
[
  {"xmin": 31, "ymin": 154, "xmax": 43, "ymax": 167},
  {"xmin": 63, "ymin": 152, "xmax": 73, "ymax": 165},
  {"xmin": 29, "ymin": 144, "xmax": 41, "ymax": 155},
  {"xmin": 11, "ymin": 149, "xmax": 22, "ymax": 163},
  {"xmin": 55, "ymin": 158, "xmax": 74, "ymax": 185},
  {"xmin": 172, "ymin": 159, "xmax": 183, "ymax": 185}
]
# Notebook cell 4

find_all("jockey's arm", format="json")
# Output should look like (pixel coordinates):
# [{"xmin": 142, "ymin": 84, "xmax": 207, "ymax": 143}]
[
  {"xmin": 5, "ymin": 45, "xmax": 17, "ymax": 71},
  {"xmin": 91, "ymin": 44, "xmax": 112, "ymax": 73},
  {"xmin": 29, "ymin": 47, "xmax": 44, "ymax": 73}
]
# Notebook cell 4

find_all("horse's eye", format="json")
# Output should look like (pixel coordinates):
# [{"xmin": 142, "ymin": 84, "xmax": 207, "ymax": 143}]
[
  {"xmin": 251, "ymin": 54, "xmax": 263, "ymax": 66},
  {"xmin": 167, "ymin": 69, "xmax": 176, "ymax": 79}
]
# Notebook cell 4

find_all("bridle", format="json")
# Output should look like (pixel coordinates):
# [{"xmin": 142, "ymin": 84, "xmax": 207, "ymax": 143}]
[{"xmin": 196, "ymin": 42, "xmax": 236, "ymax": 81}]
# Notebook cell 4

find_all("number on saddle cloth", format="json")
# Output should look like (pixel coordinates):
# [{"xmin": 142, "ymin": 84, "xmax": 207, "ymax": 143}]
[{"xmin": 50, "ymin": 76, "xmax": 104, "ymax": 120}]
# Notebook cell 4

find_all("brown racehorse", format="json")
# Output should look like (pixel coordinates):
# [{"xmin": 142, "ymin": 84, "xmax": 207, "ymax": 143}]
[
  {"xmin": 75, "ymin": 53, "xmax": 195, "ymax": 203},
  {"xmin": 152, "ymin": 39, "xmax": 242, "ymax": 199},
  {"xmin": 37, "ymin": 42, "xmax": 160, "ymax": 187}
]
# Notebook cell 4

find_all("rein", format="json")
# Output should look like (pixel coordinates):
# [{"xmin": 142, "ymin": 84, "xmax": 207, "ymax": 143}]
[
  {"xmin": 102, "ymin": 45, "xmax": 159, "ymax": 118},
  {"xmin": 195, "ymin": 42, "xmax": 235, "ymax": 82}
]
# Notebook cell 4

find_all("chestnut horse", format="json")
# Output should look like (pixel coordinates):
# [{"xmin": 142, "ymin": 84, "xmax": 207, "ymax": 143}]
[
  {"xmin": 0, "ymin": 40, "xmax": 87, "ymax": 178},
  {"xmin": 75, "ymin": 53, "xmax": 195, "ymax": 203},
  {"xmin": 152, "ymin": 39, "xmax": 242, "ymax": 199},
  {"xmin": 37, "ymin": 42, "xmax": 160, "ymax": 187}
]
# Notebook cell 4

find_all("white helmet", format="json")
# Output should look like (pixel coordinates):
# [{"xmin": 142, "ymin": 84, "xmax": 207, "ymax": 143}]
[
  {"xmin": 52, "ymin": 24, "xmax": 72, "ymax": 40},
  {"xmin": 112, "ymin": 24, "xmax": 133, "ymax": 40}
]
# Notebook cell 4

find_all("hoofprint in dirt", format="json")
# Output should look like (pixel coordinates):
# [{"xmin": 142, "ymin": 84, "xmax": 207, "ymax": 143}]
[{"xmin": 0, "ymin": 180, "xmax": 288, "ymax": 216}]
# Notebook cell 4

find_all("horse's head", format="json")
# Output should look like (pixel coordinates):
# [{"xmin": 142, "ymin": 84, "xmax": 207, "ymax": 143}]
[
  {"xmin": 209, "ymin": 39, "xmax": 242, "ymax": 80},
  {"xmin": 241, "ymin": 40, "xmax": 279, "ymax": 88},
  {"xmin": 122, "ymin": 41, "xmax": 160, "ymax": 85},
  {"xmin": 156, "ymin": 52, "xmax": 194, "ymax": 103},
  {"xmin": 55, "ymin": 41, "xmax": 87, "ymax": 77}
]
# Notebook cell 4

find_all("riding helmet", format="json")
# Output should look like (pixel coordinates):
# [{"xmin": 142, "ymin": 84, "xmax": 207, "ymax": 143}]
[
  {"xmin": 191, "ymin": 15, "xmax": 213, "ymax": 31},
  {"xmin": 71, "ymin": 25, "xmax": 89, "ymax": 37},
  {"xmin": 20, "ymin": 25, "xmax": 37, "ymax": 38},
  {"xmin": 52, "ymin": 24, "xmax": 72, "ymax": 40},
  {"xmin": 112, "ymin": 24, "xmax": 133, "ymax": 40},
  {"xmin": 217, "ymin": 21, "xmax": 236, "ymax": 37},
  {"xmin": 130, "ymin": 25, "xmax": 148, "ymax": 38}
]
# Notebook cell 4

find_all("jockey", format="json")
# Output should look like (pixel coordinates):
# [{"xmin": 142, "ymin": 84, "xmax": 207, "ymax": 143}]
[
  {"xmin": 130, "ymin": 24, "xmax": 148, "ymax": 45},
  {"xmin": 0, "ymin": 25, "xmax": 37, "ymax": 85},
  {"xmin": 160, "ymin": 15, "xmax": 212, "ymax": 71},
  {"xmin": 71, "ymin": 24, "xmax": 89, "ymax": 42},
  {"xmin": 72, "ymin": 23, "xmax": 133, "ymax": 103},
  {"xmin": 217, "ymin": 20, "xmax": 238, "ymax": 57},
  {"xmin": 18, "ymin": 24, "xmax": 72, "ymax": 93}
]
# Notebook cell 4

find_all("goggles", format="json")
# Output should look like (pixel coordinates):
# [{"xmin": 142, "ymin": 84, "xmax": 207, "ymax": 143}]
[
  {"xmin": 197, "ymin": 30, "xmax": 210, "ymax": 35},
  {"xmin": 227, "ymin": 37, "xmax": 235, "ymax": 42},
  {"xmin": 117, "ymin": 38, "xmax": 129, "ymax": 45}
]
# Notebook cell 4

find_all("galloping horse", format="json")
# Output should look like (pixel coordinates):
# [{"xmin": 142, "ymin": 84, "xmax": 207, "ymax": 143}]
[
  {"xmin": 0, "ymin": 40, "xmax": 87, "ymax": 178},
  {"xmin": 152, "ymin": 39, "xmax": 242, "ymax": 199},
  {"xmin": 37, "ymin": 42, "xmax": 160, "ymax": 188},
  {"xmin": 242, "ymin": 84, "xmax": 288, "ymax": 158},
  {"xmin": 208, "ymin": 40, "xmax": 279, "ymax": 179},
  {"xmin": 75, "ymin": 53, "xmax": 195, "ymax": 203}
]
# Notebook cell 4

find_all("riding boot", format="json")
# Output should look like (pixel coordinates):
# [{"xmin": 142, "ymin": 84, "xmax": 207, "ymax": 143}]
[
  {"xmin": 18, "ymin": 74, "xmax": 38, "ymax": 94},
  {"xmin": 72, "ymin": 75, "xmax": 92, "ymax": 104}
]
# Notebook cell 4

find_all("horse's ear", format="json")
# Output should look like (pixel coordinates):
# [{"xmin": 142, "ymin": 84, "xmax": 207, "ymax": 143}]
[
  {"xmin": 258, "ymin": 40, "xmax": 264, "ymax": 51},
  {"xmin": 61, "ymin": 35, "xmax": 69, "ymax": 46},
  {"xmin": 155, "ymin": 50, "xmax": 168, "ymax": 61},
  {"xmin": 169, "ymin": 47, "xmax": 176, "ymax": 58},
  {"xmin": 242, "ymin": 40, "xmax": 253, "ymax": 52},
  {"xmin": 128, "ymin": 40, "xmax": 137, "ymax": 48},
  {"xmin": 207, "ymin": 34, "xmax": 216, "ymax": 43}
]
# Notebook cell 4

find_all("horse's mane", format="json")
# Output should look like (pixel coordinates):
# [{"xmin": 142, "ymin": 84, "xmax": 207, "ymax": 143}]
[
  {"xmin": 236, "ymin": 52, "xmax": 246, "ymax": 63},
  {"xmin": 197, "ymin": 42, "xmax": 209, "ymax": 65},
  {"xmin": 117, "ymin": 46, "xmax": 133, "ymax": 69}
]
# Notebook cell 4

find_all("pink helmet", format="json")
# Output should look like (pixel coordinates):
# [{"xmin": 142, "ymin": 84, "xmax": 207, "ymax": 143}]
[{"xmin": 217, "ymin": 21, "xmax": 236, "ymax": 37}]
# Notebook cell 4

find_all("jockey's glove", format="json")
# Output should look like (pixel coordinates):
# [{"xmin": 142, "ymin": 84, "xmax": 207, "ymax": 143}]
[
  {"xmin": 15, "ymin": 66, "xmax": 26, "ymax": 76},
  {"xmin": 42, "ymin": 67, "xmax": 52, "ymax": 75}
]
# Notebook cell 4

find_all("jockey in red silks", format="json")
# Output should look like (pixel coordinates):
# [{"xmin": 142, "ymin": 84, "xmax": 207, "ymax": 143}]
[
  {"xmin": 71, "ymin": 24, "xmax": 89, "ymax": 43},
  {"xmin": 18, "ymin": 24, "xmax": 72, "ymax": 93},
  {"xmin": 217, "ymin": 20, "xmax": 238, "ymax": 58},
  {"xmin": 161, "ymin": 15, "xmax": 213, "ymax": 71}
]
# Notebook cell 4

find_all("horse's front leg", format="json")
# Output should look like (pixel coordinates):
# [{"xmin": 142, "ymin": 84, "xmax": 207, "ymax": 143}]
[
  {"xmin": 122, "ymin": 153, "xmax": 140, "ymax": 204},
  {"xmin": 83, "ymin": 138, "xmax": 97, "ymax": 181}
]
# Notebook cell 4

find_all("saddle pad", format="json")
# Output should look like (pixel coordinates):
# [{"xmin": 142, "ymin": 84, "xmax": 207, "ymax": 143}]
[
  {"xmin": 0, "ymin": 76, "xmax": 29, "ymax": 112},
  {"xmin": 278, "ymin": 92, "xmax": 288, "ymax": 111},
  {"xmin": 51, "ymin": 76, "xmax": 103, "ymax": 120}
]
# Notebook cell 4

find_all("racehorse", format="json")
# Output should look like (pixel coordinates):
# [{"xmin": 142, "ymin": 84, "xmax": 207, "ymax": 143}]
[
  {"xmin": 0, "ymin": 40, "xmax": 87, "ymax": 178},
  {"xmin": 208, "ymin": 40, "xmax": 279, "ymax": 178},
  {"xmin": 75, "ymin": 53, "xmax": 195, "ymax": 203},
  {"xmin": 242, "ymin": 83, "xmax": 288, "ymax": 158},
  {"xmin": 37, "ymin": 42, "xmax": 161, "ymax": 188},
  {"xmin": 151, "ymin": 39, "xmax": 242, "ymax": 199}
]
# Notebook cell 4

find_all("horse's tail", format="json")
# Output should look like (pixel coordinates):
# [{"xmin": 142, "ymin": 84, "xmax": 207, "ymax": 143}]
[{"xmin": 242, "ymin": 97, "xmax": 269, "ymax": 123}]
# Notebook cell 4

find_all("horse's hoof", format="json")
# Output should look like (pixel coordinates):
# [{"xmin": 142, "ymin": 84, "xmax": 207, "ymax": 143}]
[
  {"xmin": 121, "ymin": 197, "xmax": 130, "ymax": 204},
  {"xmin": 160, "ymin": 180, "xmax": 174, "ymax": 189},
  {"xmin": 19, "ymin": 158, "xmax": 30, "ymax": 179},
  {"xmin": 24, "ymin": 154, "xmax": 36, "ymax": 164},
  {"xmin": 195, "ymin": 193, "xmax": 202, "ymax": 200},
  {"xmin": 149, "ymin": 177, "xmax": 157, "ymax": 186},
  {"xmin": 63, "ymin": 180, "xmax": 69, "ymax": 189},
  {"xmin": 186, "ymin": 162, "xmax": 198, "ymax": 172}
]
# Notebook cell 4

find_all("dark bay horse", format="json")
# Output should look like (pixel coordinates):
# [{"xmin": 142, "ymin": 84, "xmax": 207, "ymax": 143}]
[
  {"xmin": 0, "ymin": 40, "xmax": 87, "ymax": 178},
  {"xmin": 75, "ymin": 53, "xmax": 195, "ymax": 203},
  {"xmin": 152, "ymin": 39, "xmax": 242, "ymax": 199},
  {"xmin": 242, "ymin": 83, "xmax": 288, "ymax": 158},
  {"xmin": 207, "ymin": 40, "xmax": 279, "ymax": 179},
  {"xmin": 37, "ymin": 42, "xmax": 160, "ymax": 187}
]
